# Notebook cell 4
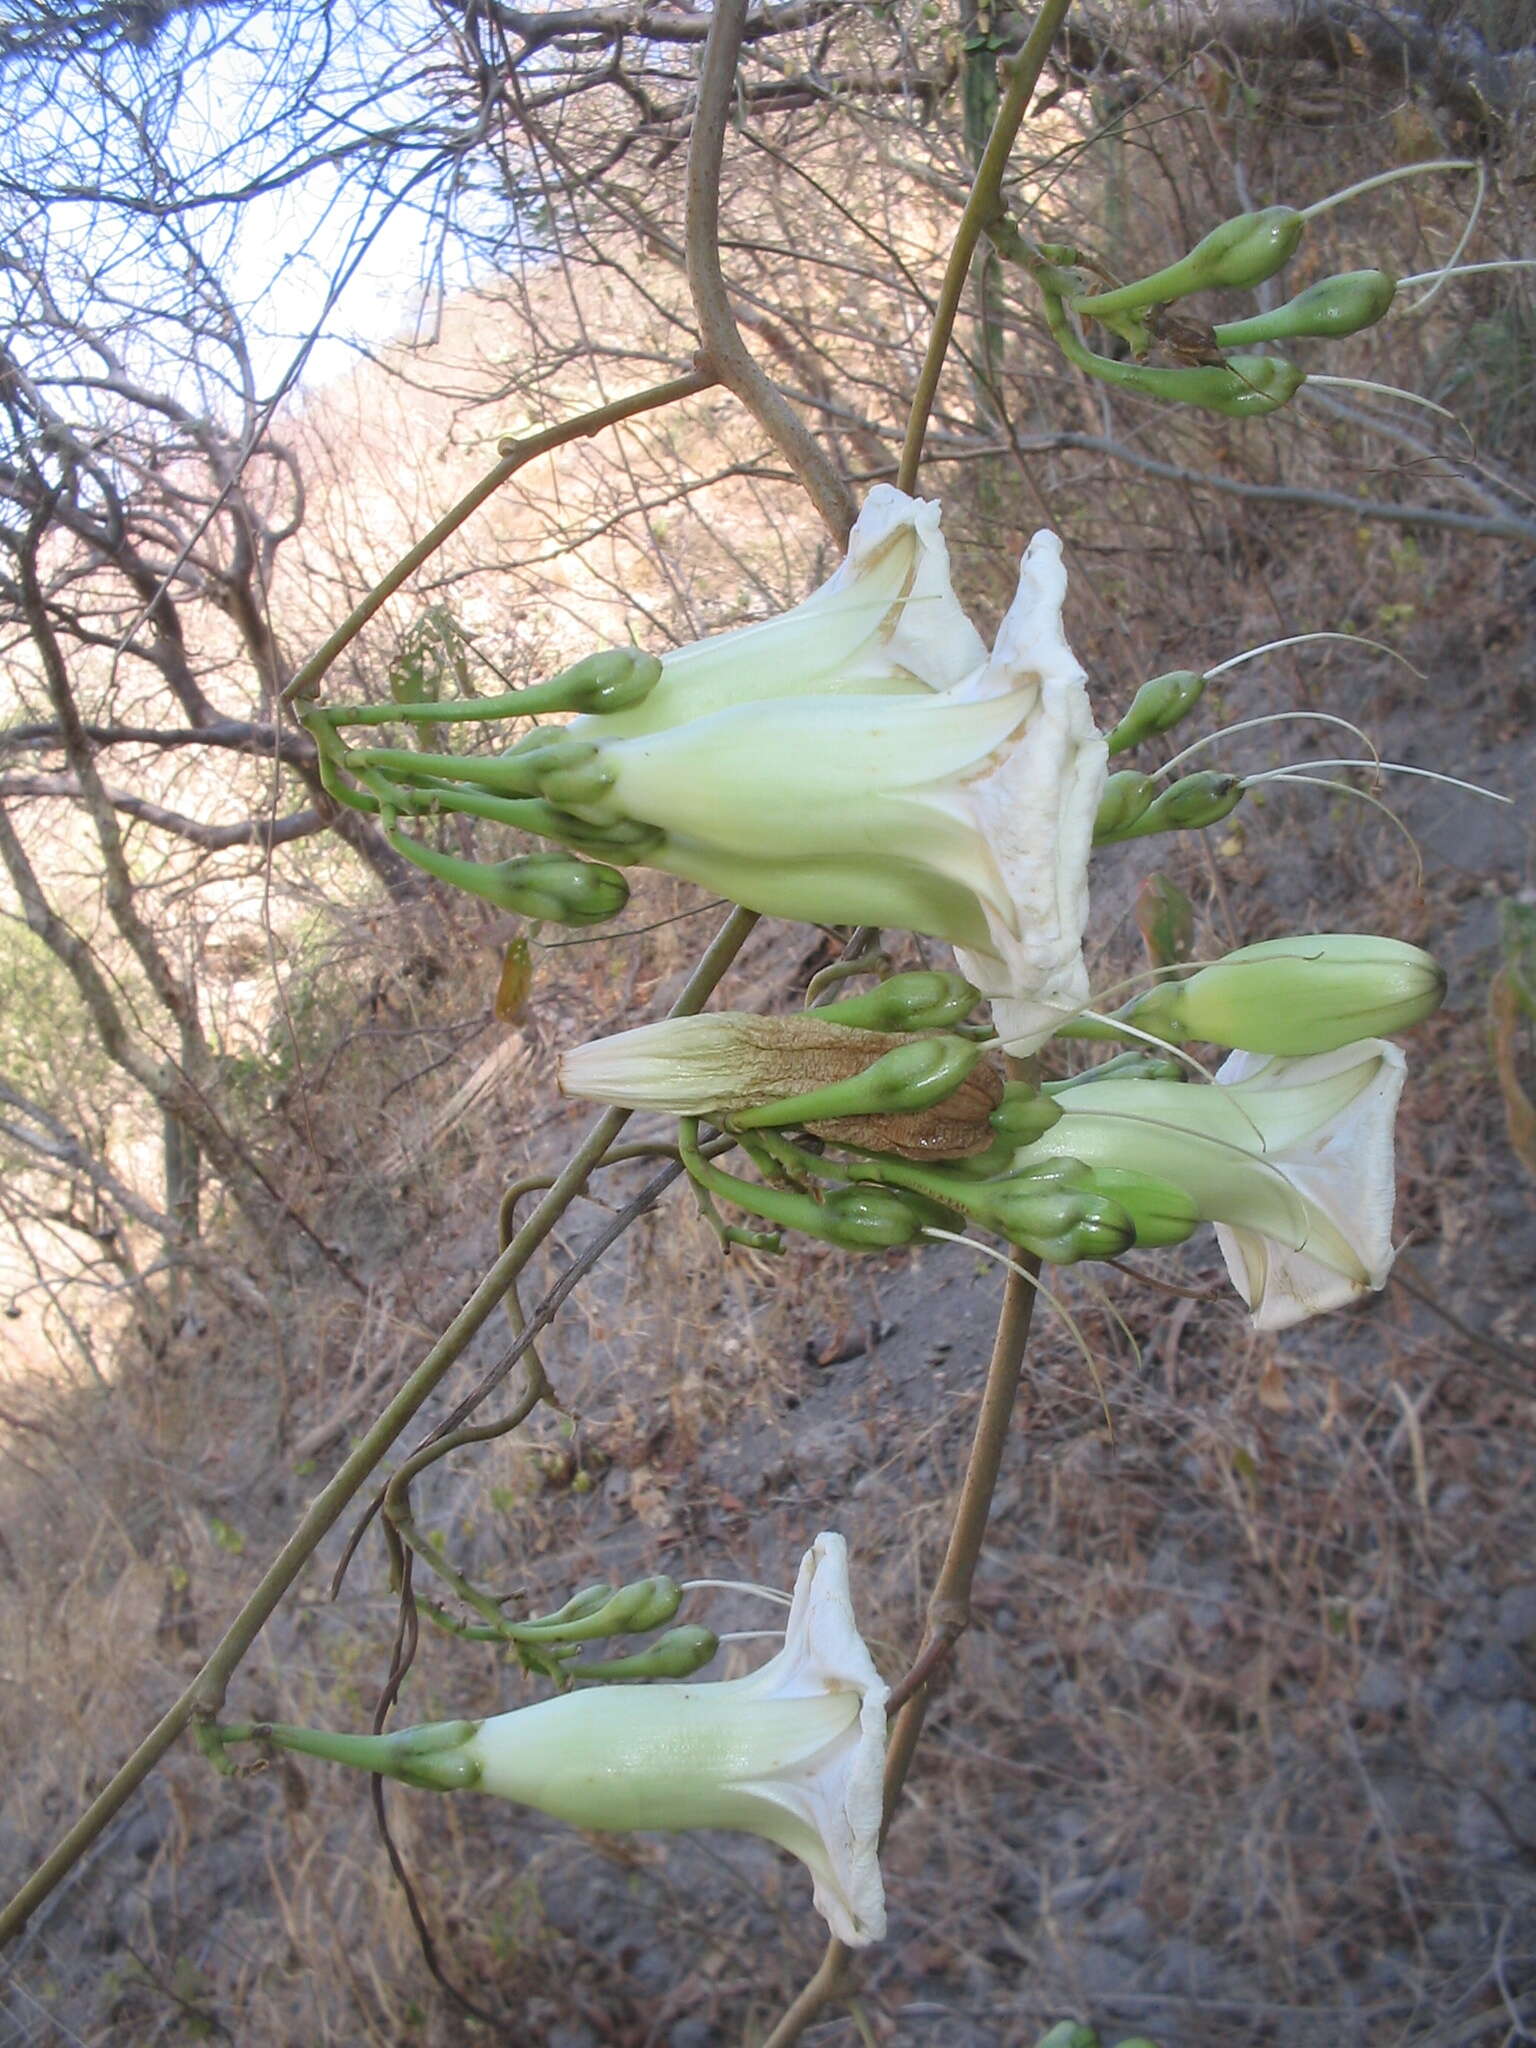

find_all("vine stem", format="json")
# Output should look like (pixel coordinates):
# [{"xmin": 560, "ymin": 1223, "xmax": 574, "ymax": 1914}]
[
  {"xmin": 761, "ymin": 1118, "xmax": 1041, "ymax": 2048},
  {"xmin": 279, "ymin": 368, "xmax": 716, "ymax": 708},
  {"xmin": 0, "ymin": 906, "xmax": 758, "ymax": 1948},
  {"xmin": 686, "ymin": 0, "xmax": 856, "ymax": 544},
  {"xmin": 897, "ymin": 0, "xmax": 1073, "ymax": 495}
]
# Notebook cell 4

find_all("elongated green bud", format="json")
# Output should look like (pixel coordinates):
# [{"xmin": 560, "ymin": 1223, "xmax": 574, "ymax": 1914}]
[
  {"xmin": 1100, "ymin": 354, "xmax": 1306, "ymax": 419},
  {"xmin": 1214, "ymin": 270, "xmax": 1398, "ymax": 347},
  {"xmin": 516, "ymin": 1576, "xmax": 682, "ymax": 1642},
  {"xmin": 1093, "ymin": 770, "xmax": 1156, "ymax": 841},
  {"xmin": 1098, "ymin": 771, "xmax": 1244, "ymax": 843},
  {"xmin": 387, "ymin": 833, "xmax": 630, "ymax": 923},
  {"xmin": 1114, "ymin": 934, "xmax": 1446, "ymax": 1053},
  {"xmin": 1071, "ymin": 206, "xmax": 1305, "ymax": 319},
  {"xmin": 564, "ymin": 1625, "xmax": 720, "ymax": 1682},
  {"xmin": 731, "ymin": 1034, "xmax": 981, "ymax": 1132},
  {"xmin": 1106, "ymin": 672, "xmax": 1207, "ymax": 756},
  {"xmin": 816, "ymin": 970, "xmax": 982, "ymax": 1032}
]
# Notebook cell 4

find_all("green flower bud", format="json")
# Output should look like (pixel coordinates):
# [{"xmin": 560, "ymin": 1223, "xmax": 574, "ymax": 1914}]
[
  {"xmin": 1070, "ymin": 206, "xmax": 1305, "ymax": 320},
  {"xmin": 1104, "ymin": 354, "xmax": 1306, "ymax": 419},
  {"xmin": 1214, "ymin": 270, "xmax": 1398, "ymax": 347},
  {"xmin": 732, "ymin": 1033, "xmax": 983, "ymax": 1132},
  {"xmin": 1093, "ymin": 770, "xmax": 1156, "ymax": 841},
  {"xmin": 941, "ymin": 1156, "xmax": 1135, "ymax": 1260},
  {"xmin": 564, "ymin": 1625, "xmax": 720, "ymax": 1682},
  {"xmin": 1106, "ymin": 671, "xmax": 1207, "ymax": 756},
  {"xmin": 821, "ymin": 1186, "xmax": 943, "ymax": 1249},
  {"xmin": 1035, "ymin": 2027, "xmax": 1100, "ymax": 2048},
  {"xmin": 537, "ymin": 1582, "xmax": 619, "ymax": 1626},
  {"xmin": 1115, "ymin": 935, "xmax": 1446, "ymax": 1054},
  {"xmin": 387, "ymin": 833, "xmax": 630, "ymax": 924},
  {"xmin": 590, "ymin": 1575, "xmax": 684, "ymax": 1637},
  {"xmin": 515, "ymin": 1575, "xmax": 682, "ymax": 1642},
  {"xmin": 1099, "ymin": 771, "xmax": 1244, "ymax": 843},
  {"xmin": 816, "ymin": 970, "xmax": 982, "ymax": 1033}
]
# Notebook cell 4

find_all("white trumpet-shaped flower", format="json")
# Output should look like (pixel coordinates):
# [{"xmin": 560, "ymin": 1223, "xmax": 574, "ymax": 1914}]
[
  {"xmin": 464, "ymin": 1531, "xmax": 888, "ymax": 1944},
  {"xmin": 1015, "ymin": 1039, "xmax": 1405, "ymax": 1329},
  {"xmin": 560, "ymin": 492, "xmax": 1107, "ymax": 1053}
]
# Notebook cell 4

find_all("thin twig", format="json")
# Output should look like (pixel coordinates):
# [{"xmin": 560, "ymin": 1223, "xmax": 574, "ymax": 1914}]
[
  {"xmin": 280, "ymin": 369, "xmax": 716, "ymax": 707},
  {"xmin": 897, "ymin": 0, "xmax": 1073, "ymax": 494},
  {"xmin": 685, "ymin": 0, "xmax": 856, "ymax": 543}
]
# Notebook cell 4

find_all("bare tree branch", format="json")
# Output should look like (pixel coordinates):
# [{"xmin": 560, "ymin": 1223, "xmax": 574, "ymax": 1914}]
[{"xmin": 0, "ymin": 774, "xmax": 328, "ymax": 849}]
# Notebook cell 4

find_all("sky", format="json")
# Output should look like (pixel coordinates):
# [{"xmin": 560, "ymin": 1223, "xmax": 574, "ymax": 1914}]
[{"xmin": 4, "ymin": 0, "xmax": 495, "ymax": 414}]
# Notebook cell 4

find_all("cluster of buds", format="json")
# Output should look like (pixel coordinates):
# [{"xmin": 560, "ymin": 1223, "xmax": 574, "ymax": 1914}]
[
  {"xmin": 562, "ymin": 932, "xmax": 1442, "ymax": 1329},
  {"xmin": 1011, "ymin": 162, "xmax": 1468, "ymax": 419}
]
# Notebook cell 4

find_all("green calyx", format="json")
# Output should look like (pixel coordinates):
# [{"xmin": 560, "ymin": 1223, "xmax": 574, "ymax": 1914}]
[{"xmin": 215, "ymin": 1717, "xmax": 485, "ymax": 1793}]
